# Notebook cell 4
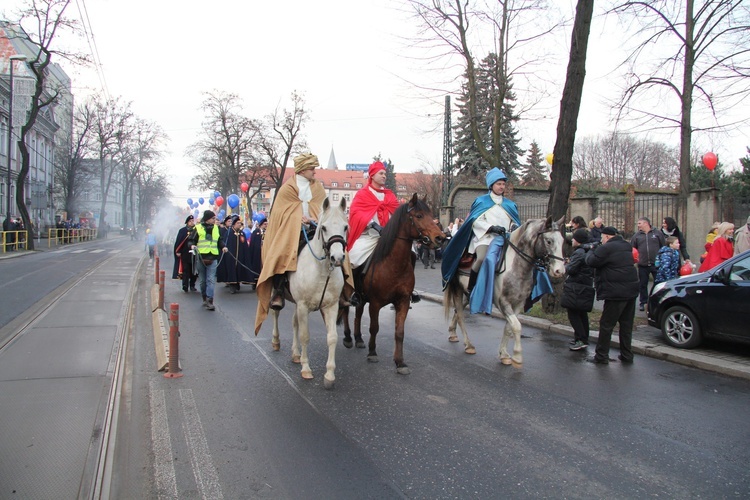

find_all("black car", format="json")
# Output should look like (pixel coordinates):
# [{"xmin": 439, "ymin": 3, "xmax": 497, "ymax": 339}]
[{"xmin": 648, "ymin": 250, "xmax": 750, "ymax": 348}]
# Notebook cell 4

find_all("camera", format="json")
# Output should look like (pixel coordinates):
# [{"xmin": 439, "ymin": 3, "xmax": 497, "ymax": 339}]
[{"xmin": 581, "ymin": 241, "xmax": 601, "ymax": 251}]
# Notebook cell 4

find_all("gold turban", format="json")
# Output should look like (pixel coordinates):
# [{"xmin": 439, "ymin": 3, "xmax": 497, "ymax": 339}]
[{"xmin": 294, "ymin": 153, "xmax": 319, "ymax": 174}]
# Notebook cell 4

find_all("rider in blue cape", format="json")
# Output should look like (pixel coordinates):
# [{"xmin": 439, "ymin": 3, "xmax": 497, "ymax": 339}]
[{"xmin": 441, "ymin": 168, "xmax": 521, "ymax": 313}]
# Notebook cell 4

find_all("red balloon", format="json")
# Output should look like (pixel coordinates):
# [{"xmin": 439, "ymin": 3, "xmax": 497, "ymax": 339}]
[
  {"xmin": 702, "ymin": 152, "xmax": 718, "ymax": 171},
  {"xmin": 632, "ymin": 247, "xmax": 639, "ymax": 264},
  {"xmin": 240, "ymin": 182, "xmax": 249, "ymax": 192},
  {"xmin": 679, "ymin": 262, "xmax": 693, "ymax": 276},
  {"xmin": 215, "ymin": 196, "xmax": 225, "ymax": 207}
]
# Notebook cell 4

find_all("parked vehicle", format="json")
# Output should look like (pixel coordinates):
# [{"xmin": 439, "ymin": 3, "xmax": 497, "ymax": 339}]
[{"xmin": 648, "ymin": 250, "xmax": 750, "ymax": 348}]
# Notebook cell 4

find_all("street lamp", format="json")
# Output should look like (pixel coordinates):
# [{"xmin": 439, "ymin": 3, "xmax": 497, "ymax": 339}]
[{"xmin": 5, "ymin": 54, "xmax": 28, "ymax": 219}]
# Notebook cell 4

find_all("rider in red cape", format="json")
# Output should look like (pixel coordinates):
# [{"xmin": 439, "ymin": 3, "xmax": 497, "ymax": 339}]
[{"xmin": 347, "ymin": 161, "xmax": 400, "ymax": 267}]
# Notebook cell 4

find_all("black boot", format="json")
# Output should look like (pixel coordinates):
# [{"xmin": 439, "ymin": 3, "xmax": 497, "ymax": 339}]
[
  {"xmin": 467, "ymin": 270, "xmax": 478, "ymax": 294},
  {"xmin": 270, "ymin": 274, "xmax": 285, "ymax": 310}
]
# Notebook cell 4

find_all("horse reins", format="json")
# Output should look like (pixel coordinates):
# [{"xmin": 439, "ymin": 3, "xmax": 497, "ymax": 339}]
[
  {"xmin": 301, "ymin": 222, "xmax": 348, "ymax": 310},
  {"xmin": 505, "ymin": 226, "xmax": 564, "ymax": 272}
]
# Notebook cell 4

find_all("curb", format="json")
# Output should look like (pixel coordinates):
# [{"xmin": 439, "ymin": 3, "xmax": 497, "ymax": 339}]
[{"xmin": 417, "ymin": 290, "xmax": 750, "ymax": 380}]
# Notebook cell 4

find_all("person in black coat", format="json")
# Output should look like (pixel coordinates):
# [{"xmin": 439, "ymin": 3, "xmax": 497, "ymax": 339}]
[
  {"xmin": 585, "ymin": 226, "xmax": 640, "ymax": 364},
  {"xmin": 172, "ymin": 215, "xmax": 198, "ymax": 292},
  {"xmin": 561, "ymin": 229, "xmax": 596, "ymax": 351},
  {"xmin": 217, "ymin": 216, "xmax": 254, "ymax": 293},
  {"xmin": 247, "ymin": 218, "xmax": 267, "ymax": 288},
  {"xmin": 661, "ymin": 217, "xmax": 691, "ymax": 263}
]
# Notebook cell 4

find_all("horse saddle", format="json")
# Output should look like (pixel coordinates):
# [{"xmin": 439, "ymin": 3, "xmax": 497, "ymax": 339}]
[{"xmin": 458, "ymin": 251, "xmax": 475, "ymax": 272}]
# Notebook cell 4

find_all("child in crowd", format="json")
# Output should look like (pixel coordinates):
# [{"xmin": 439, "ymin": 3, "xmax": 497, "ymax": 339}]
[{"xmin": 654, "ymin": 236, "xmax": 681, "ymax": 286}]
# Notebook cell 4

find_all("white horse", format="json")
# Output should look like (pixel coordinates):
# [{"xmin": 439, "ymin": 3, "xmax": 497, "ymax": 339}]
[
  {"xmin": 444, "ymin": 217, "xmax": 566, "ymax": 367},
  {"xmin": 271, "ymin": 197, "xmax": 348, "ymax": 389}
]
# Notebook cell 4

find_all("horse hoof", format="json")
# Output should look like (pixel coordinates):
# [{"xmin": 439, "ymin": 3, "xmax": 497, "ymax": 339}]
[
  {"xmin": 323, "ymin": 378, "xmax": 335, "ymax": 390},
  {"xmin": 367, "ymin": 355, "xmax": 379, "ymax": 363},
  {"xmin": 355, "ymin": 341, "xmax": 365, "ymax": 349},
  {"xmin": 272, "ymin": 342, "xmax": 280, "ymax": 352},
  {"xmin": 301, "ymin": 370, "xmax": 313, "ymax": 379},
  {"xmin": 396, "ymin": 366, "xmax": 411, "ymax": 375},
  {"xmin": 500, "ymin": 357, "xmax": 512, "ymax": 366},
  {"xmin": 448, "ymin": 335, "xmax": 459, "ymax": 343},
  {"xmin": 292, "ymin": 355, "xmax": 301, "ymax": 364},
  {"xmin": 343, "ymin": 339, "xmax": 353, "ymax": 349},
  {"xmin": 465, "ymin": 347, "xmax": 476, "ymax": 355},
  {"xmin": 511, "ymin": 360, "xmax": 523, "ymax": 369}
]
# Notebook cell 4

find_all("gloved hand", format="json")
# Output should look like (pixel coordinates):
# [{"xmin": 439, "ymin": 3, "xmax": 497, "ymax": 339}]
[
  {"xmin": 488, "ymin": 225, "xmax": 506, "ymax": 235},
  {"xmin": 367, "ymin": 222, "xmax": 383, "ymax": 234},
  {"xmin": 581, "ymin": 241, "xmax": 601, "ymax": 251}
]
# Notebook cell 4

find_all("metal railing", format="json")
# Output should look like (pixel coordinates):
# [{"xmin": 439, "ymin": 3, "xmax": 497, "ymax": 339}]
[
  {"xmin": 47, "ymin": 228, "xmax": 98, "ymax": 246},
  {"xmin": 1, "ymin": 231, "xmax": 29, "ymax": 252}
]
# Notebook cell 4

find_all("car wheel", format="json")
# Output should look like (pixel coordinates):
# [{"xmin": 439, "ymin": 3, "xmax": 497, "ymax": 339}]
[{"xmin": 661, "ymin": 306, "xmax": 702, "ymax": 348}]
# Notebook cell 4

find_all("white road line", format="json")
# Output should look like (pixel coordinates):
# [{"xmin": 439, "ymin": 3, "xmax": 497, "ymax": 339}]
[
  {"xmin": 91, "ymin": 249, "xmax": 105, "ymax": 253},
  {"xmin": 149, "ymin": 381, "xmax": 179, "ymax": 499},
  {"xmin": 71, "ymin": 249, "xmax": 87, "ymax": 253},
  {"xmin": 180, "ymin": 389, "xmax": 224, "ymax": 499}
]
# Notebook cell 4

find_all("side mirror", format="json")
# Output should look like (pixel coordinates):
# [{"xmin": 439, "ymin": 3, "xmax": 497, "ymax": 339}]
[{"xmin": 713, "ymin": 267, "xmax": 731, "ymax": 285}]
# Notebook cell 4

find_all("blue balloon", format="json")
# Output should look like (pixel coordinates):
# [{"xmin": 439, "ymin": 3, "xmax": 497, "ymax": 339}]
[
  {"xmin": 252, "ymin": 212, "xmax": 266, "ymax": 223},
  {"xmin": 198, "ymin": 197, "xmax": 204, "ymax": 204},
  {"xmin": 227, "ymin": 194, "xmax": 240, "ymax": 209},
  {"xmin": 218, "ymin": 209, "xmax": 225, "ymax": 219},
  {"xmin": 243, "ymin": 228, "xmax": 251, "ymax": 239},
  {"xmin": 193, "ymin": 209, "xmax": 199, "ymax": 216},
  {"xmin": 187, "ymin": 198, "xmax": 193, "ymax": 206},
  {"xmin": 214, "ymin": 191, "xmax": 221, "ymax": 199},
  {"xmin": 209, "ymin": 198, "xmax": 215, "ymax": 205}
]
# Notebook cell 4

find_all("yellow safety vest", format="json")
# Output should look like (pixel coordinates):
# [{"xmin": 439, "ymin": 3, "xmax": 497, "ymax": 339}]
[{"xmin": 195, "ymin": 224, "xmax": 220, "ymax": 255}]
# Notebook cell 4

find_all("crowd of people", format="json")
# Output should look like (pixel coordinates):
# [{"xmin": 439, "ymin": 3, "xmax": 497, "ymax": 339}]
[{"xmin": 2, "ymin": 216, "xmax": 25, "ymax": 251}]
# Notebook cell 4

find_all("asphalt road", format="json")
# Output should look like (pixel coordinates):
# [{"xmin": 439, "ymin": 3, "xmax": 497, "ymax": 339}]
[{"xmin": 116, "ymin": 254, "xmax": 750, "ymax": 498}]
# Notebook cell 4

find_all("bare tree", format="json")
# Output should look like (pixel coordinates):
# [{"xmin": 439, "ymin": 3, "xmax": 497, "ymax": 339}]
[
  {"xmin": 255, "ymin": 91, "xmax": 309, "ymax": 205},
  {"xmin": 547, "ymin": 0, "xmax": 595, "ymax": 219},
  {"xmin": 187, "ymin": 91, "xmax": 260, "ymax": 198},
  {"xmin": 136, "ymin": 162, "xmax": 170, "ymax": 225},
  {"xmin": 609, "ymin": 0, "xmax": 750, "ymax": 203},
  {"xmin": 6, "ymin": 0, "xmax": 85, "ymax": 249},
  {"xmin": 55, "ymin": 101, "xmax": 96, "ymax": 218}
]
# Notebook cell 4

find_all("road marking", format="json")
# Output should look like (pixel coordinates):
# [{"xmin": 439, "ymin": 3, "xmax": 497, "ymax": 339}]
[
  {"xmin": 180, "ymin": 389, "xmax": 224, "ymax": 499},
  {"xmin": 149, "ymin": 381, "xmax": 179, "ymax": 499},
  {"xmin": 91, "ymin": 249, "xmax": 105, "ymax": 253},
  {"xmin": 71, "ymin": 249, "xmax": 87, "ymax": 253}
]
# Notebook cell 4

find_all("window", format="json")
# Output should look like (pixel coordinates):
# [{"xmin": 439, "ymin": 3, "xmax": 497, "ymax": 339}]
[
  {"xmin": 730, "ymin": 256, "xmax": 750, "ymax": 282},
  {"xmin": 344, "ymin": 194, "xmax": 351, "ymax": 202},
  {"xmin": 332, "ymin": 193, "xmax": 339, "ymax": 201},
  {"xmin": 344, "ymin": 182, "xmax": 350, "ymax": 188},
  {"xmin": 332, "ymin": 182, "xmax": 338, "ymax": 187},
  {"xmin": 398, "ymin": 185, "xmax": 406, "ymax": 191},
  {"xmin": 356, "ymin": 183, "xmax": 362, "ymax": 188}
]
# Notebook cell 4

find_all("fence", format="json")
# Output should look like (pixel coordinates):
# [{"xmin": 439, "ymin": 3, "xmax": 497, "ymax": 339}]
[
  {"xmin": 47, "ymin": 228, "xmax": 98, "ymax": 246},
  {"xmin": 1, "ymin": 231, "xmax": 29, "ymax": 252},
  {"xmin": 595, "ymin": 196, "xmax": 679, "ymax": 239}
]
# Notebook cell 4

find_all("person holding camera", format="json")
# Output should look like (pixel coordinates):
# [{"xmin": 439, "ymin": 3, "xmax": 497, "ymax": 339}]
[
  {"xmin": 585, "ymin": 226, "xmax": 640, "ymax": 364},
  {"xmin": 561, "ymin": 229, "xmax": 596, "ymax": 351}
]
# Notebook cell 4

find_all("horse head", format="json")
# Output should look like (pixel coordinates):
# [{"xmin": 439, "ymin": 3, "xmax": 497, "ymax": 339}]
[
  {"xmin": 406, "ymin": 193, "xmax": 446, "ymax": 248},
  {"xmin": 532, "ymin": 216, "xmax": 566, "ymax": 278},
  {"xmin": 317, "ymin": 197, "xmax": 349, "ymax": 268}
]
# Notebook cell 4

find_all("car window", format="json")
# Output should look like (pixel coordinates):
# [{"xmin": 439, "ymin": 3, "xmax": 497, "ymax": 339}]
[{"xmin": 729, "ymin": 255, "xmax": 750, "ymax": 282}]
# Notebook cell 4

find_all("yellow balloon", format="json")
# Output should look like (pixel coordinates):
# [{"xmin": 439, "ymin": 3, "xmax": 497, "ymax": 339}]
[{"xmin": 545, "ymin": 153, "xmax": 554, "ymax": 166}]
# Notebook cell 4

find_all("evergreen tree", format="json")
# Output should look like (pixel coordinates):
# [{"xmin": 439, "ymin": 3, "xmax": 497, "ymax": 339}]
[
  {"xmin": 520, "ymin": 141, "xmax": 548, "ymax": 186},
  {"xmin": 452, "ymin": 53, "xmax": 523, "ymax": 181},
  {"xmin": 372, "ymin": 154, "xmax": 398, "ymax": 193}
]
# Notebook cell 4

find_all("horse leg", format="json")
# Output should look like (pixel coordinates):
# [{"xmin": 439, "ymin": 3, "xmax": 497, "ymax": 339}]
[
  {"xmin": 453, "ymin": 292, "xmax": 475, "ymax": 354},
  {"xmin": 291, "ymin": 311, "xmax": 301, "ymax": 364},
  {"xmin": 322, "ymin": 303, "xmax": 338, "ymax": 389},
  {"xmin": 353, "ymin": 302, "xmax": 365, "ymax": 349},
  {"xmin": 296, "ymin": 306, "xmax": 311, "ymax": 377},
  {"xmin": 499, "ymin": 314, "xmax": 523, "ymax": 368},
  {"xmin": 271, "ymin": 310, "xmax": 281, "ymax": 352},
  {"xmin": 393, "ymin": 298, "xmax": 411, "ymax": 375},
  {"xmin": 339, "ymin": 304, "xmax": 353, "ymax": 348},
  {"xmin": 366, "ymin": 303, "xmax": 380, "ymax": 363}
]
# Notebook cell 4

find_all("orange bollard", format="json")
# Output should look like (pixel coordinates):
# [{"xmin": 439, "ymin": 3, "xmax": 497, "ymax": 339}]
[
  {"xmin": 164, "ymin": 303, "xmax": 183, "ymax": 378},
  {"xmin": 159, "ymin": 270, "xmax": 166, "ymax": 310},
  {"xmin": 154, "ymin": 255, "xmax": 160, "ymax": 284}
]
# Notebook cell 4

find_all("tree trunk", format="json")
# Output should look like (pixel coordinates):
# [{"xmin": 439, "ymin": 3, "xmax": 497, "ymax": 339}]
[{"xmin": 547, "ymin": 0, "xmax": 595, "ymax": 220}]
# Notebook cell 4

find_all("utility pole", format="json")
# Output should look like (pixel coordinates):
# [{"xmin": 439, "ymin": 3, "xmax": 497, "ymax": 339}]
[{"xmin": 441, "ymin": 95, "xmax": 452, "ymax": 207}]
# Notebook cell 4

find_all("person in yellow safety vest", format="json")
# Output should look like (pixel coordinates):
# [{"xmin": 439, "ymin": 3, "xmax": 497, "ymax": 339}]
[{"xmin": 188, "ymin": 210, "xmax": 228, "ymax": 311}]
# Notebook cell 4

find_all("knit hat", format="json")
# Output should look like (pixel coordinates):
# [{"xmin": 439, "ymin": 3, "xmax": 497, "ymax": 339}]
[
  {"xmin": 572, "ymin": 228, "xmax": 590, "ymax": 244},
  {"xmin": 601, "ymin": 226, "xmax": 618, "ymax": 236},
  {"xmin": 223, "ymin": 215, "xmax": 233, "ymax": 225},
  {"xmin": 201, "ymin": 210, "xmax": 216, "ymax": 222},
  {"xmin": 485, "ymin": 167, "xmax": 508, "ymax": 189},
  {"xmin": 367, "ymin": 161, "xmax": 386, "ymax": 178},
  {"xmin": 294, "ymin": 153, "xmax": 319, "ymax": 174},
  {"xmin": 185, "ymin": 215, "xmax": 194, "ymax": 224}
]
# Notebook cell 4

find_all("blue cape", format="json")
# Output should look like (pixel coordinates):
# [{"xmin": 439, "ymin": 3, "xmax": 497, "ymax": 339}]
[{"xmin": 441, "ymin": 194, "xmax": 520, "ymax": 289}]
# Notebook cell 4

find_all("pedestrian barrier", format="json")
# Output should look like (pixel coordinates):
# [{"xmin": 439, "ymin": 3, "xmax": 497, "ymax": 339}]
[
  {"xmin": 154, "ymin": 255, "xmax": 160, "ymax": 284},
  {"xmin": 46, "ymin": 228, "xmax": 98, "ymax": 246},
  {"xmin": 164, "ymin": 303, "xmax": 183, "ymax": 378},
  {"xmin": 158, "ymin": 270, "xmax": 165, "ymax": 310},
  {"xmin": 1, "ymin": 230, "xmax": 28, "ymax": 252}
]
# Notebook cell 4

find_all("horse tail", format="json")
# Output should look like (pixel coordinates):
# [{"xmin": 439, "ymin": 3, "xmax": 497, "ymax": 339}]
[{"xmin": 443, "ymin": 276, "xmax": 462, "ymax": 321}]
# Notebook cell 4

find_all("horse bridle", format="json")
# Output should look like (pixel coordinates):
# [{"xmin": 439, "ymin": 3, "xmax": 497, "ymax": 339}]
[
  {"xmin": 303, "ymin": 222, "xmax": 347, "ymax": 264},
  {"xmin": 400, "ymin": 206, "xmax": 434, "ymax": 246},
  {"xmin": 506, "ymin": 225, "xmax": 565, "ymax": 270}
]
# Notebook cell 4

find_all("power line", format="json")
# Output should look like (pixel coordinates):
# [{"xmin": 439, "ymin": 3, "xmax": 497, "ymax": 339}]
[{"xmin": 74, "ymin": 0, "xmax": 110, "ymax": 100}]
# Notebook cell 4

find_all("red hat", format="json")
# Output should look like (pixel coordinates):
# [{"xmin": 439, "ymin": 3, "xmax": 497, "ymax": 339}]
[{"xmin": 368, "ymin": 161, "xmax": 386, "ymax": 178}]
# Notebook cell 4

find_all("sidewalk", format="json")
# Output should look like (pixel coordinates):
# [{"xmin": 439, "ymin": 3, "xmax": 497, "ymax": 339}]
[{"xmin": 412, "ymin": 264, "xmax": 750, "ymax": 381}]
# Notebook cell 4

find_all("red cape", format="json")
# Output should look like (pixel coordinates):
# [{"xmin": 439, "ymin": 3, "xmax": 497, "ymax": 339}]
[{"xmin": 347, "ymin": 183, "xmax": 399, "ymax": 250}]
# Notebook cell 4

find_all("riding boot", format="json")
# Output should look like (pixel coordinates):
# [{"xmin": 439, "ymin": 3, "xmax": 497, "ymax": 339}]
[
  {"xmin": 467, "ymin": 269, "xmax": 479, "ymax": 294},
  {"xmin": 270, "ymin": 274, "xmax": 285, "ymax": 311},
  {"xmin": 343, "ymin": 282, "xmax": 360, "ymax": 307}
]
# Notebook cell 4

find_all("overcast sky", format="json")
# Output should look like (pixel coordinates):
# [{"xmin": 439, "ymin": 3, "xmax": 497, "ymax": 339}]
[{"xmin": 4, "ymin": 0, "xmax": 748, "ymax": 203}]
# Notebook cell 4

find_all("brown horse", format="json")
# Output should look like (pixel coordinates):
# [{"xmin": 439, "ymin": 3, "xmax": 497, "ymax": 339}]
[{"xmin": 339, "ymin": 194, "xmax": 445, "ymax": 374}]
